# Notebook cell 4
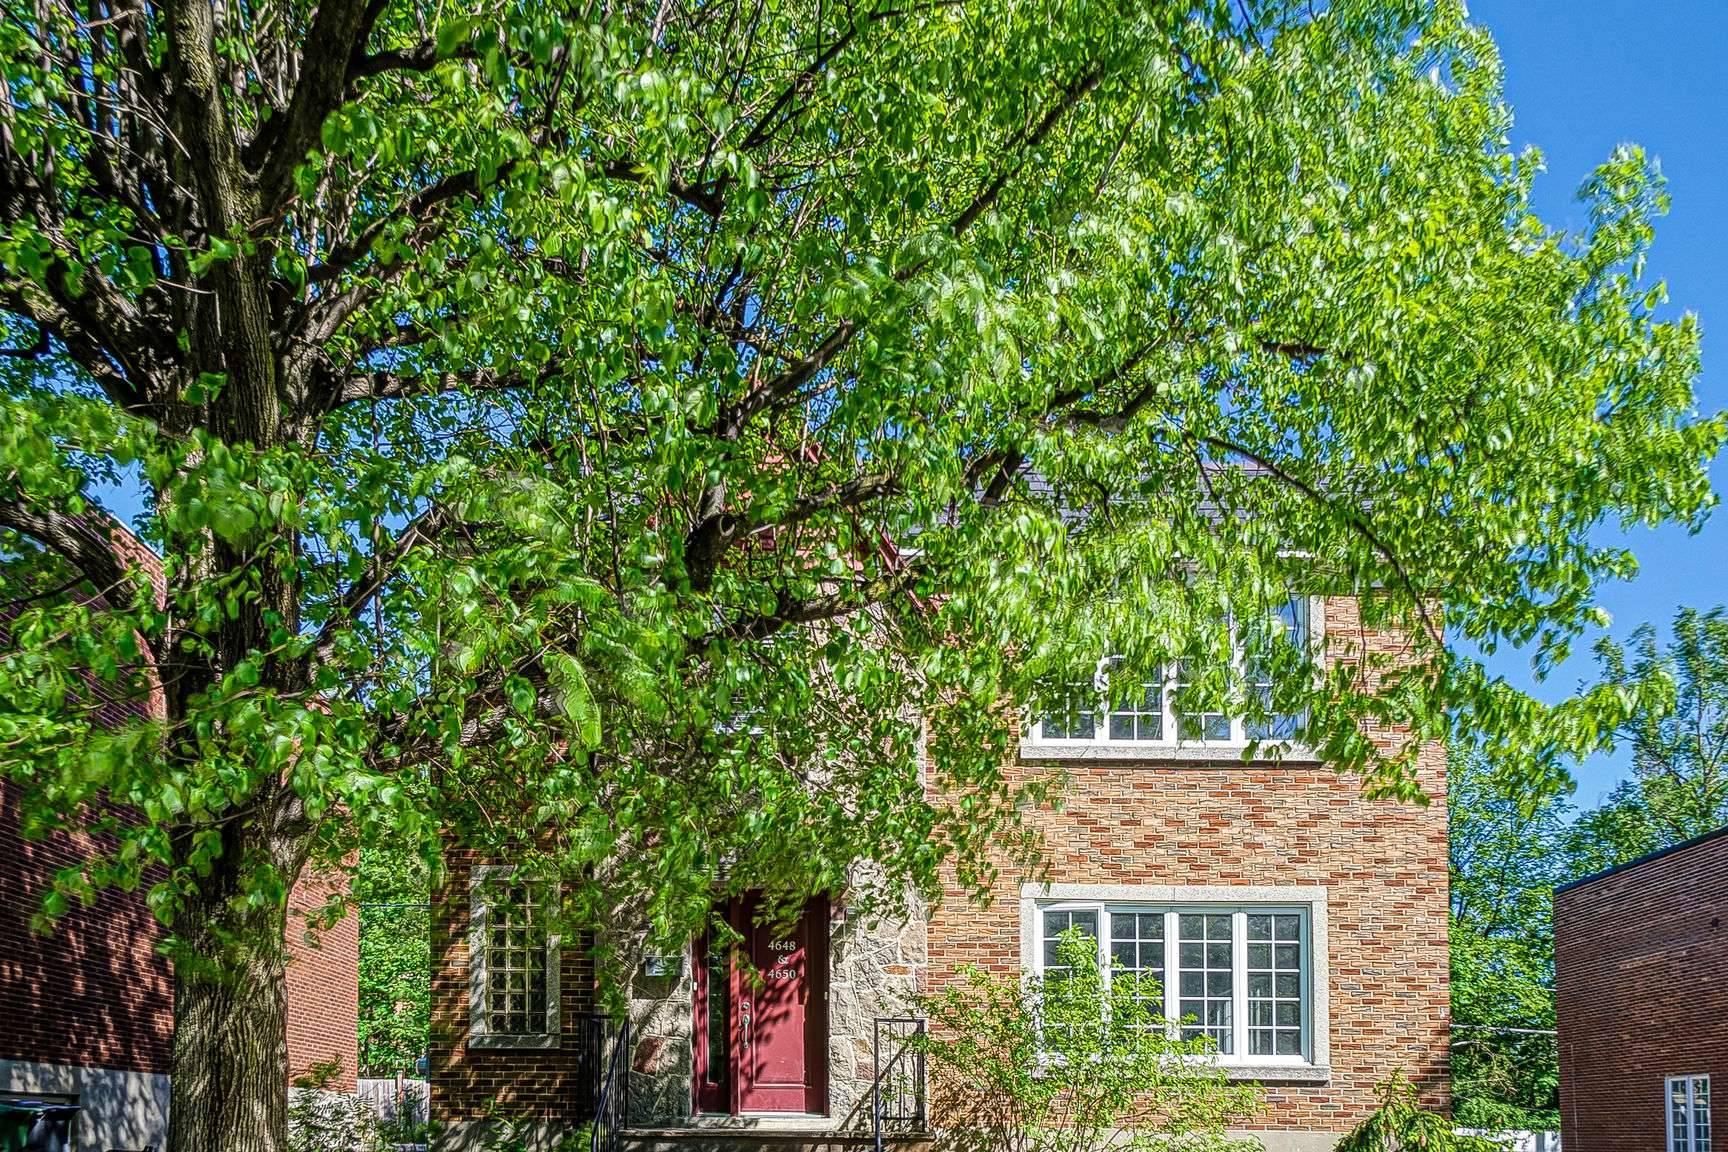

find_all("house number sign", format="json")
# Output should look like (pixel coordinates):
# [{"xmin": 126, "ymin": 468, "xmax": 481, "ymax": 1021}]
[{"xmin": 766, "ymin": 938, "xmax": 799, "ymax": 980}]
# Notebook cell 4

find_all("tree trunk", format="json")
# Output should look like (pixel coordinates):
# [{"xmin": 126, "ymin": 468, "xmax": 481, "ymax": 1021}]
[
  {"xmin": 167, "ymin": 828, "xmax": 296, "ymax": 1152},
  {"xmin": 169, "ymin": 935, "xmax": 290, "ymax": 1152}
]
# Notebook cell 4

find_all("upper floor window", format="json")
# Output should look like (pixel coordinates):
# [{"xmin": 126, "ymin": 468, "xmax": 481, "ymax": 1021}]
[
  {"xmin": 1034, "ymin": 901, "xmax": 1312, "ymax": 1063},
  {"xmin": 1027, "ymin": 597, "xmax": 1314, "ymax": 750},
  {"xmin": 1670, "ymin": 1075, "xmax": 1712, "ymax": 1152},
  {"xmin": 469, "ymin": 866, "xmax": 561, "ymax": 1048}
]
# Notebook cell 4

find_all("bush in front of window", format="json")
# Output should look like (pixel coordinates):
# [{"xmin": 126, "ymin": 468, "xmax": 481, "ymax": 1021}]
[{"xmin": 915, "ymin": 930, "xmax": 1265, "ymax": 1152}]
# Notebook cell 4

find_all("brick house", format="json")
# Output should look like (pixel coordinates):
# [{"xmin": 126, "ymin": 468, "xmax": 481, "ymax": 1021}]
[
  {"xmin": 430, "ymin": 594, "xmax": 1451, "ymax": 1151},
  {"xmin": 0, "ymin": 538, "xmax": 359, "ymax": 1152},
  {"xmin": 1554, "ymin": 825, "xmax": 1728, "ymax": 1152}
]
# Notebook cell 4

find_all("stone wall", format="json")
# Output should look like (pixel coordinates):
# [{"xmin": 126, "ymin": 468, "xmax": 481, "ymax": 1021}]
[
  {"xmin": 625, "ymin": 881, "xmax": 923, "ymax": 1126},
  {"xmin": 625, "ymin": 952, "xmax": 695, "ymax": 1124},
  {"xmin": 825, "ymin": 890, "xmax": 926, "ymax": 1128}
]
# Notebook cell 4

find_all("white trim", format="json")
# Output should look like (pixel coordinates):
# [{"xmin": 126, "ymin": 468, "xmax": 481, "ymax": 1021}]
[
  {"xmin": 469, "ymin": 864, "xmax": 562, "ymax": 1050},
  {"xmin": 1020, "ymin": 883, "xmax": 1330, "ymax": 1079}
]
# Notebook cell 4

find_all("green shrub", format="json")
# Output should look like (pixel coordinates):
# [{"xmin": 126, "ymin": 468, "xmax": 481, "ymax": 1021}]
[
  {"xmin": 1334, "ymin": 1075, "xmax": 1502, "ymax": 1152},
  {"xmin": 915, "ymin": 930, "xmax": 1263, "ymax": 1152}
]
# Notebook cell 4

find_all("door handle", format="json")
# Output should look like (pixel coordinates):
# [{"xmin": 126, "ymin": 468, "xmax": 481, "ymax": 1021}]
[{"xmin": 741, "ymin": 1001, "xmax": 752, "ymax": 1051}]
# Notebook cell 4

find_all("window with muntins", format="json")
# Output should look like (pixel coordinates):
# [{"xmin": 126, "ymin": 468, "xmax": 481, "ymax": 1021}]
[
  {"xmin": 1035, "ymin": 902, "xmax": 1313, "ymax": 1064},
  {"xmin": 1670, "ymin": 1076, "xmax": 1712, "ymax": 1152},
  {"xmin": 1028, "ymin": 597, "xmax": 1312, "ymax": 749},
  {"xmin": 469, "ymin": 868, "xmax": 560, "ymax": 1047}
]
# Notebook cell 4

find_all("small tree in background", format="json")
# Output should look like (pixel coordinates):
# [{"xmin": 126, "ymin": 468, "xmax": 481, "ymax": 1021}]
[
  {"xmin": 917, "ymin": 931, "xmax": 1263, "ymax": 1152},
  {"xmin": 355, "ymin": 842, "xmax": 431, "ymax": 1077},
  {"xmin": 1447, "ymin": 743, "xmax": 1564, "ymax": 1129},
  {"xmin": 1569, "ymin": 606, "xmax": 1728, "ymax": 872}
]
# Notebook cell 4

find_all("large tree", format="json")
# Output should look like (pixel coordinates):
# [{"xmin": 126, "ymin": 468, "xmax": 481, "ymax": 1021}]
[{"xmin": 0, "ymin": 0, "xmax": 1718, "ymax": 1149}]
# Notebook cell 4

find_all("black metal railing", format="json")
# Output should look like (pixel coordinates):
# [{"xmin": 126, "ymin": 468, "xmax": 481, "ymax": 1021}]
[
  {"xmin": 570, "ymin": 1013, "xmax": 614, "ymax": 1120},
  {"xmin": 591, "ymin": 1013, "xmax": 631, "ymax": 1152},
  {"xmin": 872, "ymin": 1017, "xmax": 927, "ymax": 1152}
]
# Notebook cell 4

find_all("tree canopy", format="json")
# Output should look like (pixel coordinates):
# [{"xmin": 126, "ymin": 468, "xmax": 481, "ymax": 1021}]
[
  {"xmin": 0, "ymin": 0, "xmax": 1720, "ymax": 1148},
  {"xmin": 1566, "ymin": 606, "xmax": 1728, "ymax": 871}
]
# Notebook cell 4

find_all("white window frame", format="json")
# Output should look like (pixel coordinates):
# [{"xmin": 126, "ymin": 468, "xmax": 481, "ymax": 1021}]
[
  {"xmin": 1021, "ymin": 883, "xmax": 1331, "ymax": 1082},
  {"xmin": 1668, "ymin": 1075, "xmax": 1712, "ymax": 1152},
  {"xmin": 469, "ymin": 864, "xmax": 562, "ymax": 1049},
  {"xmin": 1020, "ymin": 596, "xmax": 1323, "ymax": 760}
]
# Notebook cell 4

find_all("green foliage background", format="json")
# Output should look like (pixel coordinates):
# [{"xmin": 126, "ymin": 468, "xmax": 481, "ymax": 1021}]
[{"xmin": 355, "ymin": 844, "xmax": 431, "ymax": 1077}]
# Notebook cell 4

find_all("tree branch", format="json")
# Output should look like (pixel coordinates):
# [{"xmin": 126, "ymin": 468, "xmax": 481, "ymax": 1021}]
[
  {"xmin": 710, "ymin": 55, "xmax": 1108, "ymax": 442},
  {"xmin": 0, "ymin": 499, "xmax": 157, "ymax": 608},
  {"xmin": 247, "ymin": 0, "xmax": 382, "ymax": 211},
  {"xmin": 327, "ymin": 363, "xmax": 549, "ymax": 410},
  {"xmin": 1194, "ymin": 432, "xmax": 1441, "ymax": 646},
  {"xmin": 308, "ymin": 503, "xmax": 451, "ymax": 668}
]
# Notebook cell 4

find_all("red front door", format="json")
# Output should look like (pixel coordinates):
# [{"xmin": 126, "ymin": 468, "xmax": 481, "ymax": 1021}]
[{"xmin": 693, "ymin": 896, "xmax": 828, "ymax": 1115}]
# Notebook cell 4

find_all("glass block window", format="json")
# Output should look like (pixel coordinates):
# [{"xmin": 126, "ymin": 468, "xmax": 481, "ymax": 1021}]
[
  {"xmin": 1246, "ymin": 913, "xmax": 1305, "ymax": 1056},
  {"xmin": 469, "ymin": 869, "xmax": 559, "ymax": 1045},
  {"xmin": 1670, "ymin": 1076, "xmax": 1712, "ymax": 1152},
  {"xmin": 484, "ymin": 882, "xmax": 548, "ymax": 1035},
  {"xmin": 1178, "ymin": 913, "xmax": 1235, "ymax": 1053},
  {"xmin": 1032, "ymin": 902, "xmax": 1312, "ymax": 1064}
]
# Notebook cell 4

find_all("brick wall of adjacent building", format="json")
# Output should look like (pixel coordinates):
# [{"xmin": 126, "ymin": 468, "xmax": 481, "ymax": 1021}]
[
  {"xmin": 1554, "ymin": 828, "xmax": 1728, "ymax": 1152},
  {"xmin": 430, "ymin": 847, "xmax": 599, "ymax": 1122},
  {"xmin": 286, "ymin": 862, "xmax": 362, "ymax": 1091},
  {"xmin": 927, "ymin": 596, "xmax": 1452, "ymax": 1136},
  {"xmin": 0, "ymin": 782, "xmax": 175, "ymax": 1076},
  {"xmin": 1, "ymin": 780, "xmax": 360, "ymax": 1090},
  {"xmin": 4, "ymin": 539, "xmax": 358, "ymax": 1093}
]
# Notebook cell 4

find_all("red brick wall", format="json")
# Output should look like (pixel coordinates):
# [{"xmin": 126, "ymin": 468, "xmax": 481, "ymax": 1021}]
[
  {"xmin": 0, "ymin": 782, "xmax": 174, "ymax": 1075},
  {"xmin": 286, "ymin": 864, "xmax": 361, "ymax": 1091},
  {"xmin": 927, "ymin": 596, "xmax": 1452, "ymax": 1134},
  {"xmin": 1, "ymin": 780, "xmax": 359, "ymax": 1090},
  {"xmin": 1554, "ymin": 829, "xmax": 1728, "ymax": 1152},
  {"xmin": 430, "ymin": 848, "xmax": 598, "ymax": 1121}
]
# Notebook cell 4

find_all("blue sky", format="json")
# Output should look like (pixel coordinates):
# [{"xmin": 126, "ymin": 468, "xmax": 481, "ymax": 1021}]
[{"xmin": 1470, "ymin": 0, "xmax": 1728, "ymax": 804}]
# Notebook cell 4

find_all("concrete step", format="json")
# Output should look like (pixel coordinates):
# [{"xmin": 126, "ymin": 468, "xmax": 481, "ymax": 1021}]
[{"xmin": 622, "ymin": 1125, "xmax": 929, "ymax": 1152}]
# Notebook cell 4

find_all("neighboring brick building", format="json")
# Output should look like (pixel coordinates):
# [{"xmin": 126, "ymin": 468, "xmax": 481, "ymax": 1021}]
[
  {"xmin": 1554, "ymin": 825, "xmax": 1728, "ymax": 1152},
  {"xmin": 0, "ymin": 789, "xmax": 360, "ymax": 1148},
  {"xmin": 431, "ymin": 595, "xmax": 1451, "ymax": 1151},
  {"xmin": 1, "ymin": 537, "xmax": 359, "ymax": 1150}
]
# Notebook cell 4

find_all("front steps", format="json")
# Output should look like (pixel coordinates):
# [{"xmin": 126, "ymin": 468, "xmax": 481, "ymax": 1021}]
[{"xmin": 622, "ymin": 1120, "xmax": 929, "ymax": 1152}]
